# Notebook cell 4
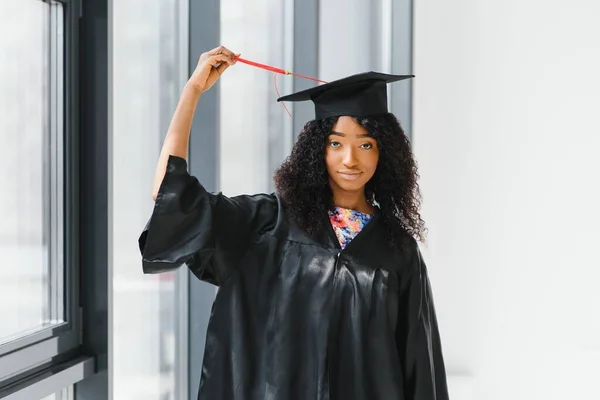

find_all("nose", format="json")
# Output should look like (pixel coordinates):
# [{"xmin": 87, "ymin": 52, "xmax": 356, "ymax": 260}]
[{"xmin": 342, "ymin": 148, "xmax": 358, "ymax": 169}]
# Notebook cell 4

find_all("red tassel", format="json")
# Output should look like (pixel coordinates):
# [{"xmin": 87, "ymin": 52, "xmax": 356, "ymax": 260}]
[
  {"xmin": 235, "ymin": 57, "xmax": 328, "ymax": 84},
  {"xmin": 273, "ymin": 73, "xmax": 292, "ymax": 117},
  {"xmin": 235, "ymin": 56, "xmax": 328, "ymax": 117}
]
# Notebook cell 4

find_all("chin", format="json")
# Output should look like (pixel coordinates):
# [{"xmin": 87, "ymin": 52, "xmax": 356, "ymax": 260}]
[{"xmin": 333, "ymin": 179, "xmax": 368, "ymax": 193}]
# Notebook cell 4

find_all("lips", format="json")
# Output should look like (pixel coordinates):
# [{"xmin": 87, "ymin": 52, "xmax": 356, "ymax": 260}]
[{"xmin": 338, "ymin": 171, "xmax": 363, "ymax": 181}]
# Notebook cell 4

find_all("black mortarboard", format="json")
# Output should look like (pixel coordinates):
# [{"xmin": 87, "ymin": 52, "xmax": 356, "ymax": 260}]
[{"xmin": 277, "ymin": 71, "xmax": 414, "ymax": 120}]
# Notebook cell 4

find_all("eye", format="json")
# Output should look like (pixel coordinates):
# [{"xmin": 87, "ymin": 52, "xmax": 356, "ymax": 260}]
[
  {"xmin": 360, "ymin": 142, "xmax": 374, "ymax": 150},
  {"xmin": 329, "ymin": 141, "xmax": 341, "ymax": 148}
]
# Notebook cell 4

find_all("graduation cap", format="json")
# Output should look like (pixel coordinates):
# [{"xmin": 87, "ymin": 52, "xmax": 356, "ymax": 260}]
[{"xmin": 276, "ymin": 71, "xmax": 414, "ymax": 120}]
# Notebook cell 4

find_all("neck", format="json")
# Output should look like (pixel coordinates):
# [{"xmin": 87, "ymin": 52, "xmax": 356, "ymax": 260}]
[{"xmin": 330, "ymin": 185, "xmax": 374, "ymax": 214}]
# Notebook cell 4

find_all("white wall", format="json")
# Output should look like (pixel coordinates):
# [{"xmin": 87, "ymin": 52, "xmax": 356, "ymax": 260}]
[{"xmin": 413, "ymin": 1, "xmax": 600, "ymax": 399}]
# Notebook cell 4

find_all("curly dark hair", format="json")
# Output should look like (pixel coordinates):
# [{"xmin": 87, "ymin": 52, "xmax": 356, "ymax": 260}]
[{"xmin": 273, "ymin": 113, "xmax": 426, "ymax": 251}]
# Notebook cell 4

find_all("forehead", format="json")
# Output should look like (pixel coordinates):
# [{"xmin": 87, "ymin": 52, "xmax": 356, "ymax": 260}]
[{"xmin": 331, "ymin": 116, "xmax": 370, "ymax": 137}]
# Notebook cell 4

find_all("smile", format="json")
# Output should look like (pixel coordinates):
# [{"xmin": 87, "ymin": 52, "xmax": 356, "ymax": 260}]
[{"xmin": 338, "ymin": 172, "xmax": 363, "ymax": 181}]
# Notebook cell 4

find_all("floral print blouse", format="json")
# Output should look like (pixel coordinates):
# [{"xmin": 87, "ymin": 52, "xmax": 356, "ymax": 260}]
[{"xmin": 328, "ymin": 206, "xmax": 374, "ymax": 249}]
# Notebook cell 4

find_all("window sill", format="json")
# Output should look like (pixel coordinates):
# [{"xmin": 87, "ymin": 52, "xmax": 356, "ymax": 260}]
[{"xmin": 0, "ymin": 356, "xmax": 94, "ymax": 400}]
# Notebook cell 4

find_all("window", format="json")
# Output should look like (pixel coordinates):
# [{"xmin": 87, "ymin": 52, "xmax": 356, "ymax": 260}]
[
  {"xmin": 220, "ymin": 0, "xmax": 293, "ymax": 195},
  {"xmin": 0, "ymin": 0, "xmax": 65, "ymax": 347},
  {"xmin": 0, "ymin": 0, "xmax": 82, "ymax": 394},
  {"xmin": 112, "ymin": 0, "xmax": 189, "ymax": 398}
]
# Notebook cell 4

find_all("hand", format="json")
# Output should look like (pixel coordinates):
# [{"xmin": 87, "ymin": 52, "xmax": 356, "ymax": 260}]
[{"xmin": 188, "ymin": 45, "xmax": 239, "ymax": 93}]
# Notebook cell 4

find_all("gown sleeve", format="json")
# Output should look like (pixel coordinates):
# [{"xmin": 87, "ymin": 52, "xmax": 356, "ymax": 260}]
[
  {"xmin": 396, "ymin": 243, "xmax": 450, "ymax": 400},
  {"xmin": 138, "ymin": 155, "xmax": 277, "ymax": 285}
]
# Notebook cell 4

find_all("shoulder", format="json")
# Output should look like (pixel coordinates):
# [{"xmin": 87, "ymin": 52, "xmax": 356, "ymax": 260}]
[
  {"xmin": 374, "ymin": 220, "xmax": 420, "ymax": 263},
  {"xmin": 213, "ymin": 191, "xmax": 280, "ymax": 232},
  {"xmin": 404, "ymin": 236, "xmax": 425, "ymax": 271},
  {"xmin": 389, "ymin": 234, "xmax": 424, "ymax": 280},
  {"xmin": 224, "ymin": 191, "xmax": 279, "ymax": 210}
]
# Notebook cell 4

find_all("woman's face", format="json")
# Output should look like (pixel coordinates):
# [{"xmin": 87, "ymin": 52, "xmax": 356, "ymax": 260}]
[{"xmin": 325, "ymin": 116, "xmax": 379, "ymax": 194}]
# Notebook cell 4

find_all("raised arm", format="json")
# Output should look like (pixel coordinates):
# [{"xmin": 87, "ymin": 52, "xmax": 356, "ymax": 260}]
[
  {"xmin": 152, "ymin": 45, "xmax": 239, "ymax": 200},
  {"xmin": 140, "ymin": 46, "xmax": 278, "ymax": 286}
]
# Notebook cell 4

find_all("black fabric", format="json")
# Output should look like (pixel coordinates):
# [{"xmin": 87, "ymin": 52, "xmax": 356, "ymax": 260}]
[
  {"xmin": 276, "ymin": 71, "xmax": 414, "ymax": 120},
  {"xmin": 139, "ymin": 155, "xmax": 449, "ymax": 400}
]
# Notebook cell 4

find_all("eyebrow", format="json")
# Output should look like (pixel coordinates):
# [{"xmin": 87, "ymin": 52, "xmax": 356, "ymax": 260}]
[{"xmin": 330, "ymin": 131, "xmax": 372, "ymax": 139}]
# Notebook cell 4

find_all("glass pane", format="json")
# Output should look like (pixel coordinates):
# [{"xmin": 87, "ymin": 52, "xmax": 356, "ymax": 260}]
[
  {"xmin": 0, "ymin": 0, "xmax": 65, "ymax": 345},
  {"xmin": 112, "ymin": 0, "xmax": 186, "ymax": 399},
  {"xmin": 220, "ymin": 0, "xmax": 290, "ymax": 196}
]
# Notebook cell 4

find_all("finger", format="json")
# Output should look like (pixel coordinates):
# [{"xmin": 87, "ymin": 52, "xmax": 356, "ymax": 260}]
[
  {"xmin": 219, "ymin": 46, "xmax": 236, "ymax": 60},
  {"xmin": 216, "ymin": 61, "xmax": 230, "ymax": 75},
  {"xmin": 206, "ymin": 52, "xmax": 234, "ymax": 67},
  {"xmin": 207, "ymin": 45, "xmax": 224, "ymax": 55},
  {"xmin": 208, "ymin": 45, "xmax": 236, "ymax": 61},
  {"xmin": 207, "ymin": 54, "xmax": 234, "ymax": 67}
]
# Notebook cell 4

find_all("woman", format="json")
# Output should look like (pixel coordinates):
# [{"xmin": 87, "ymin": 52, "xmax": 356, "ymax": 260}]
[{"xmin": 139, "ymin": 45, "xmax": 450, "ymax": 400}]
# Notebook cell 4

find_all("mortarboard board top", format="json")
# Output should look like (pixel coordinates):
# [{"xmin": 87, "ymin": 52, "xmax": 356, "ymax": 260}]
[{"xmin": 277, "ymin": 71, "xmax": 414, "ymax": 120}]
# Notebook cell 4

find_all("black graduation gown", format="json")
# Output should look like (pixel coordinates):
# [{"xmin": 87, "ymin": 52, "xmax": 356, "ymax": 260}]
[{"xmin": 139, "ymin": 155, "xmax": 450, "ymax": 400}]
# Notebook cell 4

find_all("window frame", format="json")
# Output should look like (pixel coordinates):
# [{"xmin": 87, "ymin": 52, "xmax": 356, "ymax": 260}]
[{"xmin": 0, "ymin": 0, "xmax": 91, "ymax": 396}]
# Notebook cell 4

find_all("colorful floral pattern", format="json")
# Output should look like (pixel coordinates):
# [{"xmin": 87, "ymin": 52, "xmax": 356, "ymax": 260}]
[{"xmin": 328, "ymin": 206, "xmax": 373, "ymax": 249}]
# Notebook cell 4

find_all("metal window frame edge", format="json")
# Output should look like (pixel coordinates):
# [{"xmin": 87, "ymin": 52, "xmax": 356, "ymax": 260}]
[
  {"xmin": 390, "ymin": 0, "xmax": 414, "ymax": 137},
  {"xmin": 188, "ymin": 0, "xmax": 220, "ymax": 397},
  {"xmin": 74, "ymin": 0, "xmax": 110, "ymax": 397},
  {"xmin": 291, "ymin": 0, "xmax": 319, "ymax": 140}
]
